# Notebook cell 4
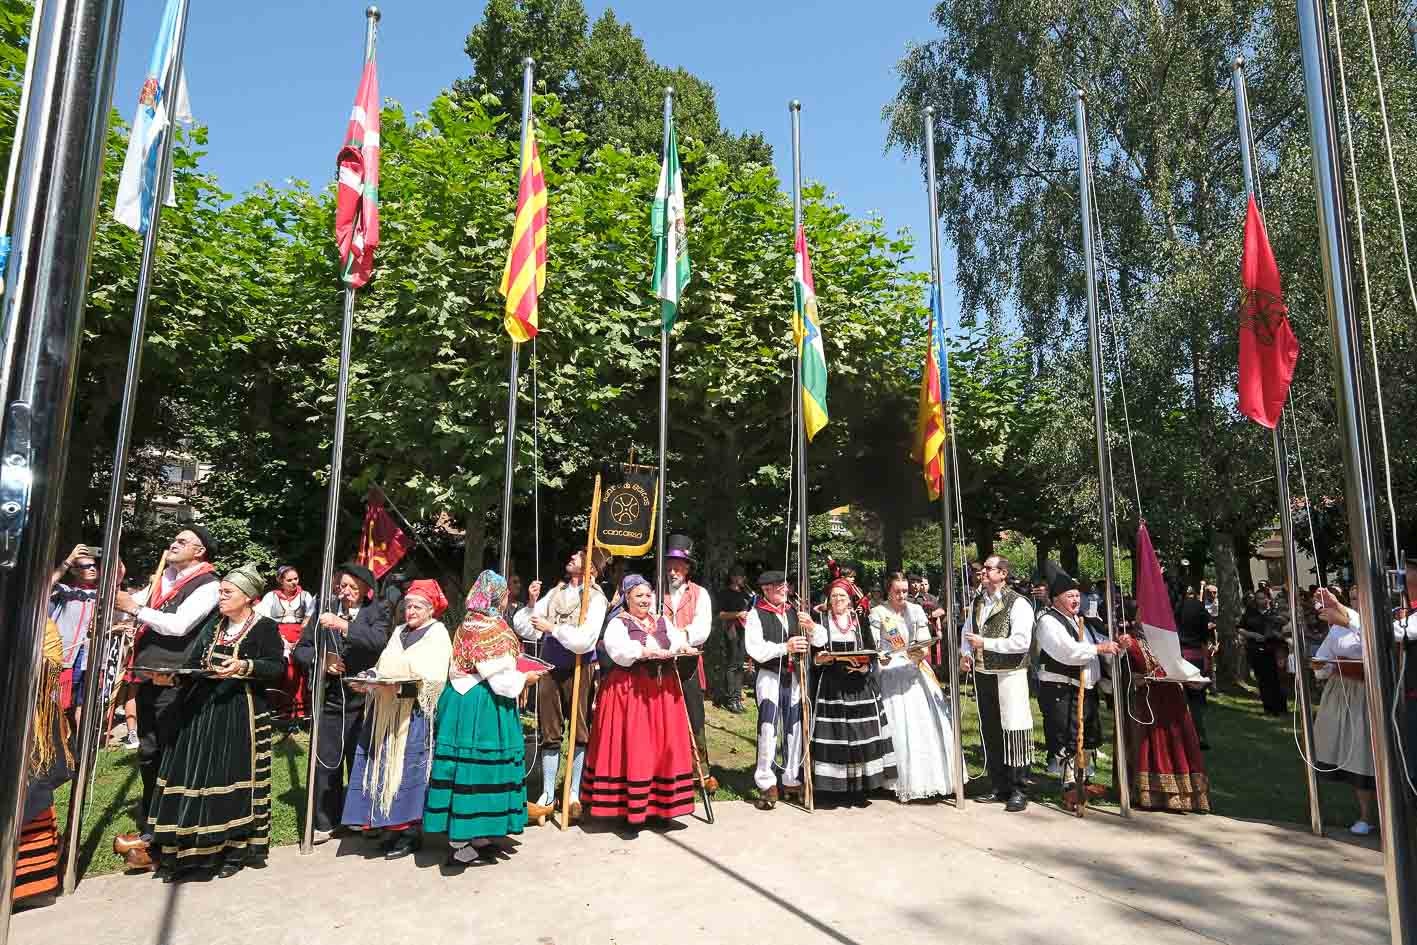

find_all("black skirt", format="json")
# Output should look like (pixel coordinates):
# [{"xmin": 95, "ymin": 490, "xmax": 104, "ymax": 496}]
[{"xmin": 810, "ymin": 665, "xmax": 896, "ymax": 794}]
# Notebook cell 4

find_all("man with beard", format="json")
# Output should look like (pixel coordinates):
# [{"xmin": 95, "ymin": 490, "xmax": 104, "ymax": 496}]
[
  {"xmin": 744, "ymin": 571, "xmax": 814, "ymax": 809},
  {"xmin": 661, "ymin": 535, "xmax": 717, "ymax": 791},
  {"xmin": 515, "ymin": 546, "xmax": 610, "ymax": 822},
  {"xmin": 1035, "ymin": 568, "xmax": 1121, "ymax": 808},
  {"xmin": 292, "ymin": 562, "xmax": 391, "ymax": 843}
]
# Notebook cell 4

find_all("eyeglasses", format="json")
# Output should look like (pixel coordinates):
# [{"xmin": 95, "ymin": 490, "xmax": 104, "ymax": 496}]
[
  {"xmin": 982, "ymin": 564, "xmax": 1005, "ymax": 573},
  {"xmin": 74, "ymin": 561, "xmax": 97, "ymax": 569},
  {"xmin": 171, "ymin": 536, "xmax": 202, "ymax": 548}
]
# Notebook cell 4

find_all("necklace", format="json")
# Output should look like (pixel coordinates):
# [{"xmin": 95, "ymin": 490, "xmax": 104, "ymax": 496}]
[{"xmin": 205, "ymin": 612, "xmax": 257, "ymax": 668}]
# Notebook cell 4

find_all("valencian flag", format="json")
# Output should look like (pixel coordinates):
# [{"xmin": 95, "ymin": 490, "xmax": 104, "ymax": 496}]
[
  {"xmin": 356, "ymin": 489, "xmax": 409, "ymax": 580},
  {"xmin": 912, "ymin": 285, "xmax": 949, "ymax": 500},
  {"xmin": 1134, "ymin": 522, "xmax": 1205, "ymax": 682},
  {"xmin": 1237, "ymin": 195, "xmax": 1298, "ymax": 428},
  {"xmin": 114, "ymin": 0, "xmax": 193, "ymax": 233},
  {"xmin": 500, "ymin": 124, "xmax": 548, "ymax": 342},
  {"xmin": 794, "ymin": 225, "xmax": 829, "ymax": 441},
  {"xmin": 335, "ymin": 38, "xmax": 380, "ymax": 287},
  {"xmin": 652, "ymin": 120, "xmax": 690, "ymax": 330}
]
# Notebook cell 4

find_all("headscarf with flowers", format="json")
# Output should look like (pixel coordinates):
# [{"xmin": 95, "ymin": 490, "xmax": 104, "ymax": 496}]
[{"xmin": 452, "ymin": 570, "xmax": 520, "ymax": 675}]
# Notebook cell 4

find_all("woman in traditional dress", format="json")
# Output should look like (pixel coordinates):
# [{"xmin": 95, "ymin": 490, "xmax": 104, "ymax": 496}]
[
  {"xmin": 870, "ymin": 572, "xmax": 956, "ymax": 801},
  {"xmin": 257, "ymin": 564, "xmax": 314, "ymax": 724},
  {"xmin": 1115, "ymin": 629, "xmax": 1210, "ymax": 813},
  {"xmin": 810, "ymin": 579, "xmax": 896, "ymax": 804},
  {"xmin": 1311, "ymin": 586, "xmax": 1379, "ymax": 835},
  {"xmin": 146, "ymin": 565, "xmax": 284, "ymax": 881},
  {"xmin": 342, "ymin": 579, "xmax": 451, "ymax": 858},
  {"xmin": 15, "ymin": 619, "xmax": 73, "ymax": 905},
  {"xmin": 580, "ymin": 574, "xmax": 697, "ymax": 825},
  {"xmin": 425, "ymin": 571, "xmax": 543, "ymax": 867}
]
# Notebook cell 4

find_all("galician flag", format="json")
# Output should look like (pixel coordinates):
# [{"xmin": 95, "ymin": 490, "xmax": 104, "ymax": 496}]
[
  {"xmin": 113, "ymin": 0, "xmax": 192, "ymax": 234},
  {"xmin": 794, "ymin": 225, "xmax": 829, "ymax": 441},
  {"xmin": 335, "ymin": 42, "xmax": 380, "ymax": 288},
  {"xmin": 912, "ymin": 285, "xmax": 949, "ymax": 500},
  {"xmin": 652, "ymin": 120, "xmax": 690, "ymax": 331},
  {"xmin": 500, "ymin": 124, "xmax": 548, "ymax": 342}
]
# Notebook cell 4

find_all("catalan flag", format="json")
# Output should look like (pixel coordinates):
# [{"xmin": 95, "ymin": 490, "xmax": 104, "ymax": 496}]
[
  {"xmin": 335, "ymin": 41, "xmax": 380, "ymax": 287},
  {"xmin": 794, "ymin": 225, "xmax": 829, "ymax": 441},
  {"xmin": 500, "ymin": 124, "xmax": 548, "ymax": 342},
  {"xmin": 912, "ymin": 285, "xmax": 950, "ymax": 500}
]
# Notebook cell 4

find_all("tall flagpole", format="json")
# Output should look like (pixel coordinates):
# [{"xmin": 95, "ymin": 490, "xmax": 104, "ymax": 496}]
[
  {"xmin": 62, "ymin": 0, "xmax": 194, "ymax": 893},
  {"xmin": 0, "ymin": 0, "xmax": 127, "ymax": 934},
  {"xmin": 789, "ymin": 99, "xmax": 814, "ymax": 812},
  {"xmin": 1296, "ymin": 0, "xmax": 1416, "ymax": 937},
  {"xmin": 656, "ymin": 86, "xmax": 673, "ymax": 602},
  {"xmin": 923, "ymin": 105, "xmax": 966, "ymax": 811},
  {"xmin": 1232, "ymin": 56, "xmax": 1323, "ymax": 839},
  {"xmin": 499, "ymin": 58, "xmax": 535, "ymax": 578},
  {"xmin": 302, "ymin": 4, "xmax": 380, "ymax": 856},
  {"xmin": 1073, "ymin": 90, "xmax": 1130, "ymax": 817}
]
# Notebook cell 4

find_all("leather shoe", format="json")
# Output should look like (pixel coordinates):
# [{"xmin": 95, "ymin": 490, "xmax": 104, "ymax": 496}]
[
  {"xmin": 384, "ymin": 833, "xmax": 420, "ymax": 860},
  {"xmin": 754, "ymin": 786, "xmax": 778, "ymax": 810},
  {"xmin": 113, "ymin": 832, "xmax": 148, "ymax": 855},
  {"xmin": 567, "ymin": 801, "xmax": 582, "ymax": 823},
  {"xmin": 1004, "ymin": 791, "xmax": 1028, "ymax": 813},
  {"xmin": 701, "ymin": 775, "xmax": 720, "ymax": 793},
  {"xmin": 123, "ymin": 846, "xmax": 156, "ymax": 872}
]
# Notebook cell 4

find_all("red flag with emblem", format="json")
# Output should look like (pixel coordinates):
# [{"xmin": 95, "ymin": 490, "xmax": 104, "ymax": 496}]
[
  {"xmin": 356, "ymin": 489, "xmax": 408, "ymax": 580},
  {"xmin": 335, "ymin": 46, "xmax": 380, "ymax": 288},
  {"xmin": 1237, "ymin": 195, "xmax": 1298, "ymax": 428}
]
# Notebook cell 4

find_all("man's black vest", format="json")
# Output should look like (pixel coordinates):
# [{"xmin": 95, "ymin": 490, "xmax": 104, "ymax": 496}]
[
  {"xmin": 134, "ymin": 571, "xmax": 220, "ymax": 671},
  {"xmin": 974, "ymin": 587, "xmax": 1028, "ymax": 673},
  {"xmin": 1037, "ymin": 606, "xmax": 1085, "ymax": 682},
  {"xmin": 754, "ymin": 603, "xmax": 800, "ymax": 671}
]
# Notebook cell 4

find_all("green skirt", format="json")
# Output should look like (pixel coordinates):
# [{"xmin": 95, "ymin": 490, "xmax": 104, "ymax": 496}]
[{"xmin": 424, "ymin": 681, "xmax": 527, "ymax": 841}]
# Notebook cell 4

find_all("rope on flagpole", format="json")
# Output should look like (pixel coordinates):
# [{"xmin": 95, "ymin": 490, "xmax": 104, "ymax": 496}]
[{"xmin": 531, "ymin": 335, "xmax": 541, "ymax": 583}]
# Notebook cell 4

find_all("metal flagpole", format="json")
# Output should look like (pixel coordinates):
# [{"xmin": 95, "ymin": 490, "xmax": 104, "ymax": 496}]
[
  {"xmin": 499, "ymin": 57, "xmax": 535, "ymax": 579},
  {"xmin": 1296, "ymin": 0, "xmax": 1416, "ymax": 937},
  {"xmin": 63, "ymin": 0, "xmax": 194, "ymax": 892},
  {"xmin": 1073, "ymin": 91, "xmax": 1130, "ymax": 817},
  {"xmin": 656, "ymin": 86, "xmax": 672, "ymax": 603},
  {"xmin": 302, "ymin": 4, "xmax": 380, "ymax": 856},
  {"xmin": 923, "ymin": 106, "xmax": 966, "ymax": 811},
  {"xmin": 1232, "ymin": 55, "xmax": 1323, "ymax": 839},
  {"xmin": 0, "ymin": 0, "xmax": 127, "ymax": 934},
  {"xmin": 788, "ymin": 99, "xmax": 813, "ymax": 812}
]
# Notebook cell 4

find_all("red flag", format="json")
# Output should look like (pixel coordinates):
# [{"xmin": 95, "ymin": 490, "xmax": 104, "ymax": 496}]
[
  {"xmin": 1134, "ymin": 523, "xmax": 1204, "ymax": 681},
  {"xmin": 356, "ymin": 489, "xmax": 409, "ymax": 580},
  {"xmin": 1237, "ymin": 195, "xmax": 1298, "ymax": 428},
  {"xmin": 335, "ymin": 49, "xmax": 380, "ymax": 288}
]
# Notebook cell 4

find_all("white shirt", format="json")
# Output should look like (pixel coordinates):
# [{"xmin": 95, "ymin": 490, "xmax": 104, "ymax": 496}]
[
  {"xmin": 1035, "ymin": 608, "xmax": 1105, "ymax": 689},
  {"xmin": 257, "ymin": 589, "xmax": 315, "ymax": 624},
  {"xmin": 662, "ymin": 581, "xmax": 713, "ymax": 648},
  {"xmin": 959, "ymin": 588, "xmax": 1035, "ymax": 664},
  {"xmin": 448, "ymin": 651, "xmax": 528, "ymax": 699},
  {"xmin": 744, "ymin": 605, "xmax": 795, "ymax": 666},
  {"xmin": 810, "ymin": 613, "xmax": 867, "ymax": 648},
  {"xmin": 513, "ymin": 582, "xmax": 607, "ymax": 655},
  {"xmin": 602, "ymin": 614, "xmax": 688, "ymax": 668},
  {"xmin": 132, "ymin": 563, "xmax": 220, "ymax": 638}
]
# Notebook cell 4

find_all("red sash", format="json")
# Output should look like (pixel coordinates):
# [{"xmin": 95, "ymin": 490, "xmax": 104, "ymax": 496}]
[{"xmin": 132, "ymin": 562, "xmax": 217, "ymax": 653}]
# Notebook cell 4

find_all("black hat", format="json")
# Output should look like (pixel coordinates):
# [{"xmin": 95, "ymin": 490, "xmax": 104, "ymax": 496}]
[
  {"xmin": 665, "ymin": 534, "xmax": 695, "ymax": 566},
  {"xmin": 184, "ymin": 524, "xmax": 218, "ymax": 563},
  {"xmin": 1049, "ymin": 568, "xmax": 1080, "ymax": 599},
  {"xmin": 337, "ymin": 561, "xmax": 377, "ymax": 592},
  {"xmin": 757, "ymin": 569, "xmax": 788, "ymax": 586}
]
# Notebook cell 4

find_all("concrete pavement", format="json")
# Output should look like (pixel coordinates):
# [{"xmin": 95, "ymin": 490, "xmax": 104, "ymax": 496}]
[{"xmin": 12, "ymin": 798, "xmax": 1388, "ymax": 945}]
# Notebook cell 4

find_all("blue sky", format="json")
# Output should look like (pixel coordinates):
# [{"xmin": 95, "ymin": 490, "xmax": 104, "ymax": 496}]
[{"xmin": 113, "ymin": 0, "xmax": 956, "ymax": 311}]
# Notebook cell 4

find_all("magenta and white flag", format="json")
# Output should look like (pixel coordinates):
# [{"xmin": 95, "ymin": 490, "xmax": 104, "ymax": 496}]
[{"xmin": 1135, "ymin": 523, "xmax": 1205, "ymax": 682}]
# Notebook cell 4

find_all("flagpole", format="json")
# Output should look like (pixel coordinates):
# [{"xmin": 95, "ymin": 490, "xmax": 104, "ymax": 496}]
[
  {"xmin": 1296, "ymin": 0, "xmax": 1416, "ymax": 935},
  {"xmin": 0, "ymin": 0, "xmax": 126, "ymax": 933},
  {"xmin": 1074, "ymin": 91, "xmax": 1130, "ymax": 818},
  {"xmin": 789, "ymin": 100, "xmax": 814, "ymax": 812},
  {"xmin": 923, "ymin": 106, "xmax": 966, "ymax": 811},
  {"xmin": 656, "ymin": 86, "xmax": 672, "ymax": 604},
  {"xmin": 60, "ymin": 0, "xmax": 193, "ymax": 893},
  {"xmin": 302, "ymin": 4, "xmax": 379, "ymax": 856},
  {"xmin": 1232, "ymin": 56, "xmax": 1323, "ymax": 839},
  {"xmin": 499, "ymin": 57, "xmax": 535, "ymax": 579}
]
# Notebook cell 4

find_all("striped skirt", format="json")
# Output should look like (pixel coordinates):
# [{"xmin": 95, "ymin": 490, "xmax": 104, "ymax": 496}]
[
  {"xmin": 810, "ymin": 666, "xmax": 896, "ymax": 795},
  {"xmin": 14, "ymin": 808, "xmax": 59, "ymax": 902},
  {"xmin": 424, "ymin": 682, "xmax": 527, "ymax": 842},
  {"xmin": 581, "ymin": 665, "xmax": 696, "ymax": 823}
]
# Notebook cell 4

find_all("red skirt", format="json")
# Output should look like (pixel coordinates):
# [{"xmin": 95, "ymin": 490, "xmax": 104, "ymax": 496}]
[
  {"xmin": 275, "ymin": 624, "xmax": 307, "ymax": 719},
  {"xmin": 1129, "ymin": 683, "xmax": 1210, "ymax": 812},
  {"xmin": 580, "ymin": 664, "xmax": 696, "ymax": 824},
  {"xmin": 15, "ymin": 808, "xmax": 59, "ymax": 902}
]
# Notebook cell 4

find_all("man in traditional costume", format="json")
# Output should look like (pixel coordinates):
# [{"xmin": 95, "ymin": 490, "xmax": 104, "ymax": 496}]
[
  {"xmin": 744, "ymin": 570, "xmax": 814, "ymax": 810},
  {"xmin": 145, "ymin": 565, "xmax": 286, "ymax": 880},
  {"xmin": 661, "ymin": 535, "xmax": 717, "ymax": 792},
  {"xmin": 1034, "ymin": 569, "xmax": 1121, "ymax": 808},
  {"xmin": 257, "ymin": 564, "xmax": 315, "ymax": 724},
  {"xmin": 47, "ymin": 543, "xmax": 101, "ymax": 729},
  {"xmin": 342, "ymin": 579, "xmax": 451, "ymax": 858},
  {"xmin": 962, "ymin": 554, "xmax": 1036, "ymax": 812},
  {"xmin": 426, "ymin": 571, "xmax": 543, "ymax": 867},
  {"xmin": 14, "ymin": 618, "xmax": 73, "ymax": 905},
  {"xmin": 291, "ymin": 561, "xmax": 391, "ymax": 843},
  {"xmin": 110, "ymin": 526, "xmax": 221, "ymax": 866},
  {"xmin": 514, "ymin": 546, "xmax": 610, "ymax": 822}
]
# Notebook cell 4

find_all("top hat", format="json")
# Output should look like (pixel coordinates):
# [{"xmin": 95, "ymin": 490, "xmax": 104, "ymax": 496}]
[{"xmin": 665, "ymin": 534, "xmax": 695, "ymax": 566}]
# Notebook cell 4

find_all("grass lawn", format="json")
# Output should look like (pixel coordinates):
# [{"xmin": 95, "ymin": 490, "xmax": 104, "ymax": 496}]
[{"xmin": 58, "ymin": 680, "xmax": 1357, "ymax": 880}]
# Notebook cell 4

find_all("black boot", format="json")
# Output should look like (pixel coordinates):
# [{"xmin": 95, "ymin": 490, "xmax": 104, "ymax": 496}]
[{"xmin": 384, "ymin": 831, "xmax": 420, "ymax": 860}]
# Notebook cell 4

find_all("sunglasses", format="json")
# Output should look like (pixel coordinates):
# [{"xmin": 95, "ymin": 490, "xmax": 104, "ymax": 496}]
[{"xmin": 73, "ymin": 561, "xmax": 98, "ymax": 569}]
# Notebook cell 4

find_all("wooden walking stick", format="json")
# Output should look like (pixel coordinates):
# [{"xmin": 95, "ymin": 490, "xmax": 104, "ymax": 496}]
[
  {"xmin": 670, "ymin": 667, "xmax": 715, "ymax": 823},
  {"xmin": 558, "ymin": 474, "xmax": 601, "ymax": 831},
  {"xmin": 1074, "ymin": 662, "xmax": 1088, "ymax": 819}
]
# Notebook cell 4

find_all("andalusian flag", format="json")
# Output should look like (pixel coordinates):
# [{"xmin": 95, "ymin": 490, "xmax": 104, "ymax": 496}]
[
  {"xmin": 334, "ymin": 42, "xmax": 380, "ymax": 287},
  {"xmin": 912, "ymin": 285, "xmax": 949, "ymax": 500},
  {"xmin": 794, "ymin": 225, "xmax": 829, "ymax": 441},
  {"xmin": 500, "ymin": 124, "xmax": 548, "ymax": 342},
  {"xmin": 652, "ymin": 121, "xmax": 690, "ymax": 331}
]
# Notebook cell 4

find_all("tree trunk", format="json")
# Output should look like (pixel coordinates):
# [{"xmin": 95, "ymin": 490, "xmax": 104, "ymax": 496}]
[
  {"xmin": 1211, "ymin": 530, "xmax": 1247, "ymax": 688},
  {"xmin": 883, "ymin": 513, "xmax": 903, "ymax": 576},
  {"xmin": 1035, "ymin": 537, "xmax": 1054, "ymax": 575},
  {"xmin": 462, "ymin": 498, "xmax": 487, "ymax": 593},
  {"xmin": 973, "ymin": 518, "xmax": 995, "ymax": 559},
  {"xmin": 1061, "ymin": 541, "xmax": 1080, "ymax": 579}
]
